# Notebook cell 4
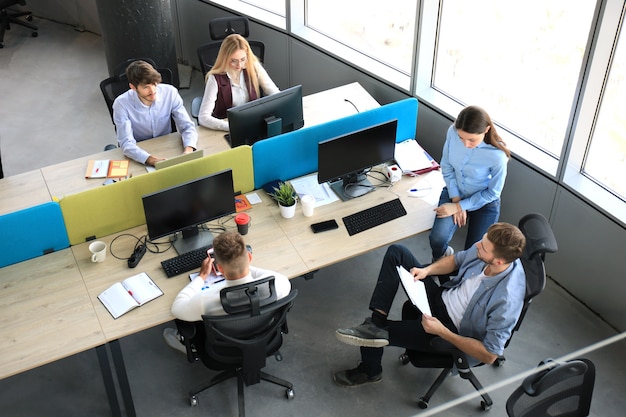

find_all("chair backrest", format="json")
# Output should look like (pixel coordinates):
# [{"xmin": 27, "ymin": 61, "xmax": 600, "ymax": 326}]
[
  {"xmin": 196, "ymin": 38, "xmax": 265, "ymax": 77},
  {"xmin": 209, "ymin": 16, "xmax": 250, "ymax": 40},
  {"xmin": 514, "ymin": 213, "xmax": 559, "ymax": 336},
  {"xmin": 201, "ymin": 280, "xmax": 297, "ymax": 386},
  {"xmin": 112, "ymin": 57, "xmax": 158, "ymax": 78},
  {"xmin": 506, "ymin": 358, "xmax": 595, "ymax": 417}
]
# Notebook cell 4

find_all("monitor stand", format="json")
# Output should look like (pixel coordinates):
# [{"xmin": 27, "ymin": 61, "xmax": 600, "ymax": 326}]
[
  {"xmin": 329, "ymin": 173, "xmax": 374, "ymax": 201},
  {"xmin": 173, "ymin": 227, "xmax": 215, "ymax": 255},
  {"xmin": 264, "ymin": 115, "xmax": 282, "ymax": 138}
]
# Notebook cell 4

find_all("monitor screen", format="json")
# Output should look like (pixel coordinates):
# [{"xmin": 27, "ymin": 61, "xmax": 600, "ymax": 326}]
[
  {"xmin": 317, "ymin": 119, "xmax": 398, "ymax": 200},
  {"xmin": 142, "ymin": 169, "xmax": 235, "ymax": 253},
  {"xmin": 227, "ymin": 85, "xmax": 304, "ymax": 147}
]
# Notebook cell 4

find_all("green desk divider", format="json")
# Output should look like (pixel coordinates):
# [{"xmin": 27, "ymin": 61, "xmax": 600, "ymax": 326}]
[{"xmin": 60, "ymin": 146, "xmax": 254, "ymax": 245}]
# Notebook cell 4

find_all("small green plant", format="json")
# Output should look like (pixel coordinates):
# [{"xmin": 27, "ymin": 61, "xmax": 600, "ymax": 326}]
[{"xmin": 270, "ymin": 181, "xmax": 297, "ymax": 207}]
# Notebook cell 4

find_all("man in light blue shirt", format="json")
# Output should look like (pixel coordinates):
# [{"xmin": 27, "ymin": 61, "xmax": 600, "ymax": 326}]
[
  {"xmin": 333, "ymin": 222, "xmax": 526, "ymax": 387},
  {"xmin": 112, "ymin": 60, "xmax": 198, "ymax": 166}
]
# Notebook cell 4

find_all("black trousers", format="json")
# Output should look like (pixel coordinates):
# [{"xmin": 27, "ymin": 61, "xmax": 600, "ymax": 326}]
[{"xmin": 361, "ymin": 244, "xmax": 457, "ymax": 376}]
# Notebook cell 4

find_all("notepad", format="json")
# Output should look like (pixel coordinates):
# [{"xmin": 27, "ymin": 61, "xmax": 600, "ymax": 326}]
[
  {"xmin": 85, "ymin": 159, "xmax": 130, "ymax": 178},
  {"xmin": 397, "ymin": 266, "xmax": 432, "ymax": 316},
  {"xmin": 98, "ymin": 272, "xmax": 163, "ymax": 319},
  {"xmin": 394, "ymin": 139, "xmax": 440, "ymax": 175}
]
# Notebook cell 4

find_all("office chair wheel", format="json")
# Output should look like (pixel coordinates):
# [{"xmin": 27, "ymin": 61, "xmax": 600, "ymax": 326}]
[
  {"xmin": 399, "ymin": 352, "xmax": 410, "ymax": 365},
  {"xmin": 480, "ymin": 400, "xmax": 492, "ymax": 411},
  {"xmin": 26, "ymin": 14, "xmax": 33, "ymax": 21},
  {"xmin": 32, "ymin": 32, "xmax": 38, "ymax": 37},
  {"xmin": 275, "ymin": 352, "xmax": 283, "ymax": 361},
  {"xmin": 190, "ymin": 395, "xmax": 199, "ymax": 406},
  {"xmin": 285, "ymin": 388, "xmax": 295, "ymax": 400},
  {"xmin": 417, "ymin": 397, "xmax": 429, "ymax": 409},
  {"xmin": 494, "ymin": 356, "xmax": 506, "ymax": 367}
]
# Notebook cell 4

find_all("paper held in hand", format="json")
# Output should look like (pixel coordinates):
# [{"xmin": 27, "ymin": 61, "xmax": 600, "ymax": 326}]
[{"xmin": 396, "ymin": 266, "xmax": 432, "ymax": 316}]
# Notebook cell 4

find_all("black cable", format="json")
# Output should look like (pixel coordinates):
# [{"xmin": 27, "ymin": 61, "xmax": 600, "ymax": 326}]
[{"xmin": 344, "ymin": 98, "xmax": 360, "ymax": 113}]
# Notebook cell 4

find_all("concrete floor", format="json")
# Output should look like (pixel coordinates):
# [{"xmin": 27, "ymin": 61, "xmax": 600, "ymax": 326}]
[{"xmin": 1, "ymin": 18, "xmax": 625, "ymax": 417}]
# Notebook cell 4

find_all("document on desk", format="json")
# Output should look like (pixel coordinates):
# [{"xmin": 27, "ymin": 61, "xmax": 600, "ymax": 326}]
[
  {"xmin": 397, "ymin": 266, "xmax": 432, "ymax": 316},
  {"xmin": 289, "ymin": 173, "xmax": 339, "ymax": 207}
]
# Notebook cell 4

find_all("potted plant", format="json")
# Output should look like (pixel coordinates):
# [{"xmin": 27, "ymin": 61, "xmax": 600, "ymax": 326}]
[{"xmin": 270, "ymin": 181, "xmax": 297, "ymax": 218}]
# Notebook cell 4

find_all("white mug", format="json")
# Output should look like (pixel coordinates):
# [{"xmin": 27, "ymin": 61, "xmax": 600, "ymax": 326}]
[
  {"xmin": 301, "ymin": 194, "xmax": 315, "ymax": 217},
  {"xmin": 89, "ymin": 241, "xmax": 107, "ymax": 263}
]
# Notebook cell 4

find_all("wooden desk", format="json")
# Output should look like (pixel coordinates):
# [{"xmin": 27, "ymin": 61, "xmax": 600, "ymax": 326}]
[
  {"xmin": 0, "ymin": 249, "xmax": 104, "ymax": 379},
  {"xmin": 0, "ymin": 169, "xmax": 51, "ymax": 215},
  {"xmin": 72, "ymin": 192, "xmax": 307, "ymax": 342},
  {"xmin": 41, "ymin": 82, "xmax": 379, "ymax": 199},
  {"xmin": 267, "ymin": 169, "xmax": 445, "ymax": 271}
]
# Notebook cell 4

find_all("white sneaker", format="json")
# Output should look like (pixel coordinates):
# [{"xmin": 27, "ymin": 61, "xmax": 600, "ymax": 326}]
[
  {"xmin": 444, "ymin": 246, "xmax": 454, "ymax": 257},
  {"xmin": 163, "ymin": 327, "xmax": 186, "ymax": 354}
]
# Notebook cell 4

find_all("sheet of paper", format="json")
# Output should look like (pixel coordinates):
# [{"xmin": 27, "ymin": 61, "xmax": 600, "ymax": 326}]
[
  {"xmin": 289, "ymin": 173, "xmax": 339, "ymax": 207},
  {"xmin": 245, "ymin": 192, "xmax": 262, "ymax": 204},
  {"xmin": 396, "ymin": 266, "xmax": 432, "ymax": 316},
  {"xmin": 394, "ymin": 139, "xmax": 433, "ymax": 172}
]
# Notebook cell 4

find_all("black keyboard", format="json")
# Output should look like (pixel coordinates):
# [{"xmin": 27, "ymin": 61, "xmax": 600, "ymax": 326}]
[
  {"xmin": 161, "ymin": 245, "xmax": 212, "ymax": 278},
  {"xmin": 342, "ymin": 198, "xmax": 407, "ymax": 236}
]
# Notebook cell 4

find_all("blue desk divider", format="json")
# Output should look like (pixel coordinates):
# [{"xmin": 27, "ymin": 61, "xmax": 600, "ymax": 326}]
[
  {"xmin": 252, "ymin": 97, "xmax": 418, "ymax": 189},
  {"xmin": 0, "ymin": 202, "xmax": 70, "ymax": 268}
]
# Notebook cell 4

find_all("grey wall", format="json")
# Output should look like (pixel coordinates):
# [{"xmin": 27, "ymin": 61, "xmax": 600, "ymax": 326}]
[{"xmin": 29, "ymin": 0, "xmax": 626, "ymax": 332}]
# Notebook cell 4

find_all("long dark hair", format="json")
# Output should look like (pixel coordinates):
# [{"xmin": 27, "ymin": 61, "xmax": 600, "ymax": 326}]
[{"xmin": 455, "ymin": 106, "xmax": 510, "ymax": 158}]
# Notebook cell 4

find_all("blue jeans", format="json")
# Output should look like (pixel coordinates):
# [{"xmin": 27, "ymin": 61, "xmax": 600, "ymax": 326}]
[
  {"xmin": 429, "ymin": 188, "xmax": 500, "ymax": 260},
  {"xmin": 360, "ymin": 245, "xmax": 456, "ymax": 377}
]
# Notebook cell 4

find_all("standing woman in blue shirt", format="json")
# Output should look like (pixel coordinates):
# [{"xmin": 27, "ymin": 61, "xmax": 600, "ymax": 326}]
[{"xmin": 429, "ymin": 105, "xmax": 510, "ymax": 260}]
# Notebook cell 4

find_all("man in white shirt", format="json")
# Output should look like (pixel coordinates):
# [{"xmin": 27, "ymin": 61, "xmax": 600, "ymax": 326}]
[
  {"xmin": 112, "ymin": 60, "xmax": 198, "ymax": 166},
  {"xmin": 163, "ymin": 231, "xmax": 291, "ymax": 353}
]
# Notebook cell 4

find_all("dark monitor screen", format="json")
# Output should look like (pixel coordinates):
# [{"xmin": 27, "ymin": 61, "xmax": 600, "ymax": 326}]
[
  {"xmin": 317, "ymin": 119, "xmax": 398, "ymax": 200},
  {"xmin": 142, "ymin": 169, "xmax": 235, "ymax": 253},
  {"xmin": 227, "ymin": 85, "xmax": 304, "ymax": 147}
]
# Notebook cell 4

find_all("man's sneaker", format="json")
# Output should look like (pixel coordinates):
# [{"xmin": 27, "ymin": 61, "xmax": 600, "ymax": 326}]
[
  {"xmin": 444, "ymin": 245, "xmax": 454, "ymax": 257},
  {"xmin": 334, "ymin": 363, "xmax": 382, "ymax": 387},
  {"xmin": 163, "ymin": 327, "xmax": 186, "ymax": 354},
  {"xmin": 336, "ymin": 317, "xmax": 389, "ymax": 348}
]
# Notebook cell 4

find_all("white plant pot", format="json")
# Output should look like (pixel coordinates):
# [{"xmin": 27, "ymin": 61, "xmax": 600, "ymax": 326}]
[{"xmin": 279, "ymin": 201, "xmax": 297, "ymax": 219}]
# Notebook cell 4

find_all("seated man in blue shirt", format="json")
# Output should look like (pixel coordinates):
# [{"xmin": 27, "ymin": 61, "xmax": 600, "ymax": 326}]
[
  {"xmin": 112, "ymin": 60, "xmax": 198, "ymax": 166},
  {"xmin": 334, "ymin": 222, "xmax": 526, "ymax": 387}
]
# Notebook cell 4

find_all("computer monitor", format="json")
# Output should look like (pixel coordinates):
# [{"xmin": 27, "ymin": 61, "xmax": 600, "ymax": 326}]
[
  {"xmin": 317, "ymin": 119, "xmax": 398, "ymax": 201},
  {"xmin": 142, "ymin": 169, "xmax": 235, "ymax": 254},
  {"xmin": 227, "ymin": 85, "xmax": 304, "ymax": 147}
]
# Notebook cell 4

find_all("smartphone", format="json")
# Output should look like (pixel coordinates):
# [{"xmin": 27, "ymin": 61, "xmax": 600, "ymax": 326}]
[
  {"xmin": 207, "ymin": 248, "xmax": 222, "ymax": 276},
  {"xmin": 311, "ymin": 219, "xmax": 339, "ymax": 233}
]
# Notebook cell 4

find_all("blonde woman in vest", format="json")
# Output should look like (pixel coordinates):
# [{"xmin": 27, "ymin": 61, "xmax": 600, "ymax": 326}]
[{"xmin": 198, "ymin": 34, "xmax": 279, "ymax": 131}]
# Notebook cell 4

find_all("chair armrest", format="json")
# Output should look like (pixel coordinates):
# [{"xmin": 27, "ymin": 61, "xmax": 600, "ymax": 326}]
[
  {"xmin": 429, "ymin": 336, "xmax": 473, "ymax": 374},
  {"xmin": 175, "ymin": 319, "xmax": 201, "ymax": 363},
  {"xmin": 191, "ymin": 97, "xmax": 201, "ymax": 119}
]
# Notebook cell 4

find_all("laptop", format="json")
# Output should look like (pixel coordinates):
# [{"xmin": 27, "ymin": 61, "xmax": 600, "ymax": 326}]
[{"xmin": 154, "ymin": 150, "xmax": 204, "ymax": 170}]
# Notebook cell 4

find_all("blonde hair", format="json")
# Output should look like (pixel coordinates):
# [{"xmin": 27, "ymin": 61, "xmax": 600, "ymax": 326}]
[{"xmin": 208, "ymin": 34, "xmax": 261, "ymax": 97}]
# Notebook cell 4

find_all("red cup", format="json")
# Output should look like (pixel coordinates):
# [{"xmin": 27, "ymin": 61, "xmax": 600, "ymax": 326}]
[{"xmin": 234, "ymin": 213, "xmax": 251, "ymax": 235}]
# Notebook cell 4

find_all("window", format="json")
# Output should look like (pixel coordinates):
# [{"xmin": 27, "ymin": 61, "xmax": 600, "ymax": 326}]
[
  {"xmin": 432, "ymin": 0, "xmax": 595, "ymax": 158},
  {"xmin": 304, "ymin": 0, "xmax": 417, "ymax": 75},
  {"xmin": 208, "ymin": 0, "xmax": 286, "ymax": 29},
  {"xmin": 583, "ymin": 27, "xmax": 626, "ymax": 201}
]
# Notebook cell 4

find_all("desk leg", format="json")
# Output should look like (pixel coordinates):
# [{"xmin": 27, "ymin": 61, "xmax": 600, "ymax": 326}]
[
  {"xmin": 96, "ymin": 345, "xmax": 122, "ymax": 417},
  {"xmin": 109, "ymin": 339, "xmax": 137, "ymax": 417}
]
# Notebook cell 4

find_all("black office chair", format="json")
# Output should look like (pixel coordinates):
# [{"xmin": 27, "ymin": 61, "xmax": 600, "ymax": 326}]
[
  {"xmin": 192, "ymin": 15, "xmax": 266, "ymax": 119},
  {"xmin": 398, "ymin": 213, "xmax": 558, "ymax": 410},
  {"xmin": 112, "ymin": 57, "xmax": 158, "ymax": 79},
  {"xmin": 0, "ymin": 0, "xmax": 37, "ymax": 48},
  {"xmin": 175, "ymin": 276, "xmax": 297, "ymax": 417},
  {"xmin": 506, "ymin": 358, "xmax": 595, "ymax": 417}
]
